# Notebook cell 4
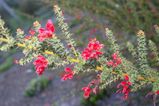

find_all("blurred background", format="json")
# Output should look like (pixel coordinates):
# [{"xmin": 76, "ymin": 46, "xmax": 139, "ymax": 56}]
[{"xmin": 0, "ymin": 0, "xmax": 159, "ymax": 106}]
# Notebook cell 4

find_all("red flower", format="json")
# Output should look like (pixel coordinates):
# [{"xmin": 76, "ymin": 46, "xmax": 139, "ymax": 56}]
[
  {"xmin": 35, "ymin": 65, "xmax": 46, "ymax": 75},
  {"xmin": 107, "ymin": 52, "xmax": 122, "ymax": 68},
  {"xmin": 87, "ymin": 39, "xmax": 103, "ymax": 51},
  {"xmin": 106, "ymin": 60, "xmax": 114, "ymax": 66},
  {"xmin": 82, "ymin": 75, "xmax": 100, "ymax": 99},
  {"xmin": 38, "ymin": 19, "xmax": 55, "ymax": 42},
  {"xmin": 29, "ymin": 29, "xmax": 36, "ymax": 35},
  {"xmin": 61, "ymin": 67, "xmax": 74, "ymax": 81},
  {"xmin": 82, "ymin": 86, "xmax": 92, "ymax": 99},
  {"xmin": 46, "ymin": 19, "xmax": 55, "ymax": 32},
  {"xmin": 82, "ymin": 38, "xmax": 104, "ymax": 60},
  {"xmin": 155, "ymin": 90, "xmax": 159, "ymax": 95},
  {"xmin": 33, "ymin": 55, "xmax": 48, "ymax": 75},
  {"xmin": 117, "ymin": 75, "xmax": 131, "ymax": 100}
]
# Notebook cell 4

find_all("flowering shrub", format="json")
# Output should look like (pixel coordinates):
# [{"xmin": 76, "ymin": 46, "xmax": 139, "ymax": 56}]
[{"xmin": 0, "ymin": 5, "xmax": 159, "ymax": 104}]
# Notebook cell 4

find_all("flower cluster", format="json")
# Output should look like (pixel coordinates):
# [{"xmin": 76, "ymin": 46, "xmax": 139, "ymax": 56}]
[
  {"xmin": 23, "ymin": 19, "xmax": 55, "ymax": 41},
  {"xmin": 82, "ymin": 75, "xmax": 100, "ymax": 98},
  {"xmin": 107, "ymin": 52, "xmax": 122, "ymax": 68},
  {"xmin": 38, "ymin": 19, "xmax": 55, "ymax": 42},
  {"xmin": 116, "ymin": 75, "xmax": 132, "ymax": 100},
  {"xmin": 82, "ymin": 38, "xmax": 104, "ymax": 60},
  {"xmin": 61, "ymin": 67, "xmax": 74, "ymax": 81},
  {"xmin": 33, "ymin": 55, "xmax": 48, "ymax": 75}
]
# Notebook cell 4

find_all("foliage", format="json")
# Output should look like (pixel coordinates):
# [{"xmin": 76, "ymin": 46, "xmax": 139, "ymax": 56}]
[
  {"xmin": 0, "ymin": 57, "xmax": 13, "ymax": 73},
  {"xmin": 0, "ymin": 5, "xmax": 159, "ymax": 104},
  {"xmin": 24, "ymin": 76, "xmax": 51, "ymax": 97},
  {"xmin": 57, "ymin": 0, "xmax": 159, "ymax": 40},
  {"xmin": 0, "ymin": 0, "xmax": 53, "ymax": 32},
  {"xmin": 81, "ymin": 89, "xmax": 108, "ymax": 106}
]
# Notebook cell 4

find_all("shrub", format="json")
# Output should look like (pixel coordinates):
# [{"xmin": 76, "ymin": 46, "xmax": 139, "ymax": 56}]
[
  {"xmin": 0, "ymin": 4, "xmax": 159, "ymax": 105},
  {"xmin": 0, "ymin": 57, "xmax": 13, "ymax": 73},
  {"xmin": 24, "ymin": 76, "xmax": 51, "ymax": 97},
  {"xmin": 58, "ymin": 0, "xmax": 159, "ymax": 40}
]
